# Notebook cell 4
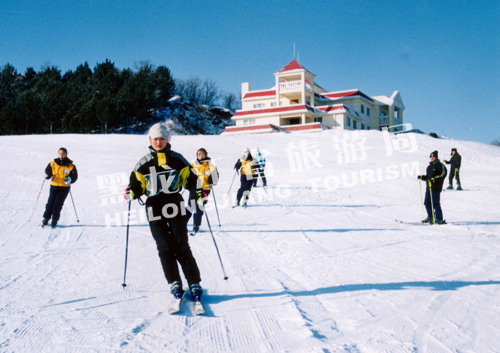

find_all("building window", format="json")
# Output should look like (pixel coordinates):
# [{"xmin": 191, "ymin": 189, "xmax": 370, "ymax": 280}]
[
  {"xmin": 253, "ymin": 103, "xmax": 264, "ymax": 109},
  {"xmin": 314, "ymin": 117, "xmax": 323, "ymax": 123},
  {"xmin": 270, "ymin": 102, "xmax": 276, "ymax": 107},
  {"xmin": 243, "ymin": 119, "xmax": 255, "ymax": 125},
  {"xmin": 353, "ymin": 120, "xmax": 357, "ymax": 129},
  {"xmin": 367, "ymin": 126, "xmax": 370, "ymax": 130},
  {"xmin": 360, "ymin": 104, "xmax": 365, "ymax": 114},
  {"xmin": 346, "ymin": 117, "xmax": 351, "ymax": 127},
  {"xmin": 361, "ymin": 123, "xmax": 365, "ymax": 130},
  {"xmin": 367, "ymin": 107, "xmax": 371, "ymax": 117}
]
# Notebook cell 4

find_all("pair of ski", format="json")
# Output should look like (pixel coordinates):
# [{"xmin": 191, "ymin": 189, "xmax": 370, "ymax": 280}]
[
  {"xmin": 395, "ymin": 219, "xmax": 447, "ymax": 225},
  {"xmin": 168, "ymin": 289, "xmax": 205, "ymax": 316},
  {"xmin": 232, "ymin": 203, "xmax": 247, "ymax": 209},
  {"xmin": 39, "ymin": 222, "xmax": 57, "ymax": 229}
]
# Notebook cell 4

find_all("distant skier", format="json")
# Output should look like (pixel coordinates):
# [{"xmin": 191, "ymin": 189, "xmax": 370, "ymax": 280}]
[
  {"xmin": 125, "ymin": 123, "xmax": 203, "ymax": 302},
  {"xmin": 42, "ymin": 147, "xmax": 78, "ymax": 228},
  {"xmin": 233, "ymin": 148, "xmax": 260, "ymax": 207},
  {"xmin": 252, "ymin": 147, "xmax": 267, "ymax": 187},
  {"xmin": 417, "ymin": 150, "xmax": 447, "ymax": 224},
  {"xmin": 186, "ymin": 148, "xmax": 219, "ymax": 234},
  {"xmin": 444, "ymin": 148, "xmax": 462, "ymax": 190}
]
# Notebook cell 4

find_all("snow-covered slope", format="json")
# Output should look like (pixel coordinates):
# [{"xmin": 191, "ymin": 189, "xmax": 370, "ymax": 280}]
[{"xmin": 1, "ymin": 130, "xmax": 499, "ymax": 352}]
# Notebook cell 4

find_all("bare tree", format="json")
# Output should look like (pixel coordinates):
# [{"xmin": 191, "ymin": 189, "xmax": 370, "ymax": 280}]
[
  {"xmin": 221, "ymin": 92, "xmax": 239, "ymax": 112},
  {"xmin": 200, "ymin": 78, "xmax": 220, "ymax": 106},
  {"xmin": 492, "ymin": 138, "xmax": 500, "ymax": 146}
]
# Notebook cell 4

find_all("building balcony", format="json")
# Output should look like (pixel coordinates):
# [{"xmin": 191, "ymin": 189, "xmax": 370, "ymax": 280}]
[
  {"xmin": 379, "ymin": 116, "xmax": 389, "ymax": 125},
  {"xmin": 279, "ymin": 80, "xmax": 312, "ymax": 93}
]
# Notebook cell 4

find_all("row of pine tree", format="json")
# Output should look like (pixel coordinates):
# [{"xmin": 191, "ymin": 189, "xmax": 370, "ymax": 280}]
[{"xmin": 0, "ymin": 60, "xmax": 237, "ymax": 135}]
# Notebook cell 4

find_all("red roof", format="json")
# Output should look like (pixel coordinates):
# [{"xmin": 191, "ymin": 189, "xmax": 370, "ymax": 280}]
[
  {"xmin": 316, "ymin": 105, "xmax": 347, "ymax": 113},
  {"xmin": 222, "ymin": 124, "xmax": 281, "ymax": 133},
  {"xmin": 278, "ymin": 59, "xmax": 305, "ymax": 73},
  {"xmin": 243, "ymin": 90, "xmax": 276, "ymax": 99},
  {"xmin": 282, "ymin": 123, "xmax": 324, "ymax": 132},
  {"xmin": 321, "ymin": 90, "xmax": 373, "ymax": 102},
  {"xmin": 233, "ymin": 104, "xmax": 315, "ymax": 117}
]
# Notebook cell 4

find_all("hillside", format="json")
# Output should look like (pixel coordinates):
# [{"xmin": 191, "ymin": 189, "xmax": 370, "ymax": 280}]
[{"xmin": 0, "ymin": 130, "xmax": 499, "ymax": 352}]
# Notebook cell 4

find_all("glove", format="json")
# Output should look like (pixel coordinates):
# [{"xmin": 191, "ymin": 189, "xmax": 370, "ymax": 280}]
[
  {"xmin": 417, "ymin": 175, "xmax": 422, "ymax": 180},
  {"xmin": 195, "ymin": 189, "xmax": 207, "ymax": 208},
  {"xmin": 429, "ymin": 178, "xmax": 435, "ymax": 184},
  {"xmin": 443, "ymin": 159, "xmax": 448, "ymax": 163},
  {"xmin": 64, "ymin": 176, "xmax": 72, "ymax": 185},
  {"xmin": 124, "ymin": 187, "xmax": 135, "ymax": 201},
  {"xmin": 45, "ymin": 174, "xmax": 51, "ymax": 180}
]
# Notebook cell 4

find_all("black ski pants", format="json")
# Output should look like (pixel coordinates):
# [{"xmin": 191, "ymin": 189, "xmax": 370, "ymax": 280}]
[
  {"xmin": 43, "ymin": 185, "xmax": 70, "ymax": 222},
  {"xmin": 448, "ymin": 167, "xmax": 461, "ymax": 186},
  {"xmin": 146, "ymin": 193, "xmax": 201, "ymax": 286},
  {"xmin": 236, "ymin": 174, "xmax": 253, "ymax": 204}
]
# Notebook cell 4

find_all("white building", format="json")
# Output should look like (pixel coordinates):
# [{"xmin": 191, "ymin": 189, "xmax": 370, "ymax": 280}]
[{"xmin": 222, "ymin": 59, "xmax": 405, "ymax": 134}]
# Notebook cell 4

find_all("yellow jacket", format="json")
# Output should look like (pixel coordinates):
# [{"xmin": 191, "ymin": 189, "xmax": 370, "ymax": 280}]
[
  {"xmin": 235, "ymin": 157, "xmax": 259, "ymax": 176},
  {"xmin": 191, "ymin": 158, "xmax": 219, "ymax": 191},
  {"xmin": 45, "ymin": 158, "xmax": 78, "ymax": 187}
]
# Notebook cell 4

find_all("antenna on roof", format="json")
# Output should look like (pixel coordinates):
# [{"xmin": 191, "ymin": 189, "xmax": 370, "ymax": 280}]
[{"xmin": 293, "ymin": 43, "xmax": 295, "ymax": 59}]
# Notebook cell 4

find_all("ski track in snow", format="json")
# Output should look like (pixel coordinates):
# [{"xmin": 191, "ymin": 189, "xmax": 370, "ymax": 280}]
[{"xmin": 0, "ymin": 132, "xmax": 499, "ymax": 352}]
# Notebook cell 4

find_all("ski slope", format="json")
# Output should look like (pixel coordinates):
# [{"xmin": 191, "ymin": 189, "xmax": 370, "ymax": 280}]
[{"xmin": 0, "ymin": 130, "xmax": 499, "ymax": 352}]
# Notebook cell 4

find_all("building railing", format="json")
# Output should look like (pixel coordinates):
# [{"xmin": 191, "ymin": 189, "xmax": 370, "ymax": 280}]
[
  {"xmin": 279, "ymin": 80, "xmax": 302, "ymax": 91},
  {"xmin": 379, "ymin": 116, "xmax": 389, "ymax": 125},
  {"xmin": 279, "ymin": 80, "xmax": 312, "ymax": 93}
]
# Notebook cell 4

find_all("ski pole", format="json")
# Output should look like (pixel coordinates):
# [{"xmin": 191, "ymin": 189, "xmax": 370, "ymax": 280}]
[
  {"xmin": 226, "ymin": 170, "xmax": 238, "ymax": 198},
  {"xmin": 29, "ymin": 179, "xmax": 46, "ymax": 222},
  {"xmin": 69, "ymin": 189, "xmax": 80, "ymax": 222},
  {"xmin": 122, "ymin": 200, "xmax": 131, "ymax": 289},
  {"xmin": 259, "ymin": 173, "xmax": 269, "ymax": 196},
  {"xmin": 418, "ymin": 180, "xmax": 425, "ymax": 219},
  {"xmin": 210, "ymin": 186, "xmax": 221, "ymax": 227},
  {"xmin": 204, "ymin": 211, "xmax": 228, "ymax": 280},
  {"xmin": 428, "ymin": 181, "xmax": 436, "ymax": 224}
]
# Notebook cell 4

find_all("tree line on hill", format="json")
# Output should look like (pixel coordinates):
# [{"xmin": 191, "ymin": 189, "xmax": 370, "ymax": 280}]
[{"xmin": 0, "ymin": 60, "xmax": 239, "ymax": 135}]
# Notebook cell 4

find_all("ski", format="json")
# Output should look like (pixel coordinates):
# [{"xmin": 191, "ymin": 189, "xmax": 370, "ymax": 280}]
[
  {"xmin": 168, "ymin": 289, "xmax": 187, "ymax": 315},
  {"xmin": 194, "ymin": 300, "xmax": 205, "ymax": 315},
  {"xmin": 189, "ymin": 230, "xmax": 198, "ymax": 236},
  {"xmin": 395, "ymin": 219, "xmax": 446, "ymax": 225}
]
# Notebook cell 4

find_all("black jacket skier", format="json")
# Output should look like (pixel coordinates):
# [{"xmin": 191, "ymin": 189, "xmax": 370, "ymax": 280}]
[
  {"xmin": 125, "ymin": 123, "xmax": 204, "ymax": 301},
  {"xmin": 418, "ymin": 150, "xmax": 447, "ymax": 224},
  {"xmin": 444, "ymin": 148, "xmax": 462, "ymax": 189}
]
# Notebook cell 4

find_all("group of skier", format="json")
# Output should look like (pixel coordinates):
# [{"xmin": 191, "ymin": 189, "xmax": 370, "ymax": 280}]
[
  {"xmin": 39, "ymin": 122, "xmax": 462, "ymax": 312},
  {"xmin": 417, "ymin": 148, "xmax": 462, "ymax": 225}
]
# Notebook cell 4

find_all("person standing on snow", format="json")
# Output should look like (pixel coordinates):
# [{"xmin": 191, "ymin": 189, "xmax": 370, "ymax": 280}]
[
  {"xmin": 42, "ymin": 147, "xmax": 78, "ymax": 228},
  {"xmin": 444, "ymin": 148, "xmax": 462, "ymax": 190},
  {"xmin": 125, "ymin": 123, "xmax": 204, "ymax": 301},
  {"xmin": 233, "ymin": 147, "xmax": 260, "ymax": 207},
  {"xmin": 252, "ymin": 147, "xmax": 267, "ymax": 187},
  {"xmin": 417, "ymin": 150, "xmax": 447, "ymax": 224},
  {"xmin": 186, "ymin": 148, "xmax": 219, "ymax": 234}
]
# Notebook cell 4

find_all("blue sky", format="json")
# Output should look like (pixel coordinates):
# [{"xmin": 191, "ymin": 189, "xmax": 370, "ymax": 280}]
[{"xmin": 2, "ymin": 0, "xmax": 499, "ymax": 144}]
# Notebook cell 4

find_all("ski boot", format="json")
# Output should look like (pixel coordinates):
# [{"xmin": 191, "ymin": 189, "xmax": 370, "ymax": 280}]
[
  {"xmin": 170, "ymin": 281, "xmax": 185, "ymax": 299},
  {"xmin": 435, "ymin": 219, "xmax": 446, "ymax": 225},
  {"xmin": 456, "ymin": 185, "xmax": 463, "ymax": 190},
  {"xmin": 42, "ymin": 218, "xmax": 49, "ymax": 227},
  {"xmin": 446, "ymin": 184, "xmax": 453, "ymax": 190},
  {"xmin": 189, "ymin": 283, "xmax": 203, "ymax": 301},
  {"xmin": 51, "ymin": 221, "xmax": 58, "ymax": 229},
  {"xmin": 421, "ymin": 217, "xmax": 432, "ymax": 224}
]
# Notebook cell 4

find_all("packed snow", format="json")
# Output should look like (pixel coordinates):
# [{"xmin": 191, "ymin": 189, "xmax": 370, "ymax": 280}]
[{"xmin": 0, "ymin": 129, "xmax": 499, "ymax": 352}]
